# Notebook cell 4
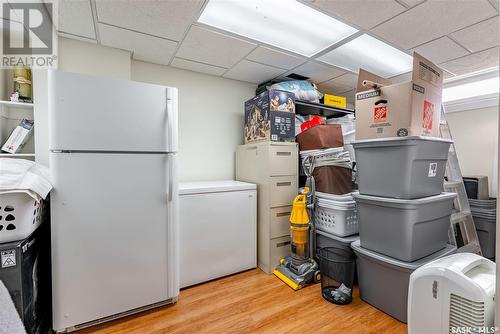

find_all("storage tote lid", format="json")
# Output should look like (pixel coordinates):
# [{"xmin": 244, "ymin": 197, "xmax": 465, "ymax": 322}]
[
  {"xmin": 352, "ymin": 192, "xmax": 456, "ymax": 206},
  {"xmin": 179, "ymin": 180, "xmax": 256, "ymax": 195},
  {"xmin": 317, "ymin": 229, "xmax": 359, "ymax": 245},
  {"xmin": 351, "ymin": 240, "xmax": 457, "ymax": 270},
  {"xmin": 352, "ymin": 136, "xmax": 453, "ymax": 148}
]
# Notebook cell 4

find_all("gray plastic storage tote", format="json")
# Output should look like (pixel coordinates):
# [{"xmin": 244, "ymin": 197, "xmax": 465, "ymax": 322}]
[
  {"xmin": 353, "ymin": 137, "xmax": 452, "ymax": 199},
  {"xmin": 353, "ymin": 192, "xmax": 456, "ymax": 262},
  {"xmin": 475, "ymin": 217, "xmax": 496, "ymax": 259},
  {"xmin": 351, "ymin": 240, "xmax": 456, "ymax": 323}
]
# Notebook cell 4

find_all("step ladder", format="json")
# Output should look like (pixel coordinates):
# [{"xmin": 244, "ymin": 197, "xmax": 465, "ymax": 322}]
[{"xmin": 440, "ymin": 105, "xmax": 482, "ymax": 255}]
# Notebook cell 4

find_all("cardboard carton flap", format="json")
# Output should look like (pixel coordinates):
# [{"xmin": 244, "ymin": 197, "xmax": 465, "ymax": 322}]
[
  {"xmin": 411, "ymin": 52, "xmax": 443, "ymax": 91},
  {"xmin": 356, "ymin": 69, "xmax": 392, "ymax": 93}
]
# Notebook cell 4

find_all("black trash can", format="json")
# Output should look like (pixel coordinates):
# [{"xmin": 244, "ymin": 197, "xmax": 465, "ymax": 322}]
[{"xmin": 318, "ymin": 246, "xmax": 355, "ymax": 305}]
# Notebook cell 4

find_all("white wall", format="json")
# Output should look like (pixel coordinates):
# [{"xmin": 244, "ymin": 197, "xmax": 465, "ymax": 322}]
[
  {"xmin": 58, "ymin": 37, "xmax": 131, "ymax": 80},
  {"xmin": 446, "ymin": 106, "xmax": 499, "ymax": 197},
  {"xmin": 131, "ymin": 61, "xmax": 255, "ymax": 182}
]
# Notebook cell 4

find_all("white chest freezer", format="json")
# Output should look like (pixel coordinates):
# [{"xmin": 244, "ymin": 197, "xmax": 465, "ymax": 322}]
[{"xmin": 179, "ymin": 180, "xmax": 257, "ymax": 288}]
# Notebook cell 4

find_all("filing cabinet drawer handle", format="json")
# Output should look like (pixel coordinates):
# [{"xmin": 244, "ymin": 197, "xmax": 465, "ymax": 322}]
[
  {"xmin": 276, "ymin": 182, "xmax": 292, "ymax": 187},
  {"xmin": 276, "ymin": 151, "xmax": 291, "ymax": 156},
  {"xmin": 276, "ymin": 212, "xmax": 291, "ymax": 217},
  {"xmin": 276, "ymin": 241, "xmax": 291, "ymax": 248}
]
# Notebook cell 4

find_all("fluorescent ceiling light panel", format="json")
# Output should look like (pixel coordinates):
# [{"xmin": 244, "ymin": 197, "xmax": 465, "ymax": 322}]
[
  {"xmin": 443, "ymin": 77, "xmax": 499, "ymax": 102},
  {"xmin": 318, "ymin": 34, "xmax": 413, "ymax": 78},
  {"xmin": 198, "ymin": 0, "xmax": 358, "ymax": 57}
]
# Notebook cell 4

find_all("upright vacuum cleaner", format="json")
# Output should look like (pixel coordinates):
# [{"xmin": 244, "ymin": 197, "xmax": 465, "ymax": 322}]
[{"xmin": 273, "ymin": 155, "xmax": 320, "ymax": 290}]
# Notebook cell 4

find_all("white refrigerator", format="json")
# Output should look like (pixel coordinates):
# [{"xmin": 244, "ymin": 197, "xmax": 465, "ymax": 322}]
[{"xmin": 48, "ymin": 70, "xmax": 179, "ymax": 332}]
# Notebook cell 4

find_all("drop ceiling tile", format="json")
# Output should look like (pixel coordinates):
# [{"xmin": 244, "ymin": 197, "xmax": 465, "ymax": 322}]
[
  {"xmin": 397, "ymin": 0, "xmax": 425, "ymax": 8},
  {"xmin": 99, "ymin": 23, "xmax": 177, "ymax": 65},
  {"xmin": 223, "ymin": 60, "xmax": 285, "ymax": 84},
  {"xmin": 176, "ymin": 26, "xmax": 257, "ymax": 68},
  {"xmin": 246, "ymin": 47, "xmax": 306, "ymax": 70},
  {"xmin": 310, "ymin": 0, "xmax": 406, "ymax": 30},
  {"xmin": 411, "ymin": 37, "xmax": 469, "ymax": 64},
  {"xmin": 371, "ymin": 0, "xmax": 497, "ymax": 49},
  {"xmin": 443, "ymin": 70, "xmax": 456, "ymax": 79},
  {"xmin": 440, "ymin": 47, "xmax": 499, "ymax": 76},
  {"xmin": 450, "ymin": 16, "xmax": 500, "ymax": 53},
  {"xmin": 317, "ymin": 73, "xmax": 357, "ymax": 94},
  {"xmin": 58, "ymin": 0, "xmax": 95, "ymax": 39},
  {"xmin": 59, "ymin": 32, "xmax": 98, "ymax": 44},
  {"xmin": 316, "ymin": 82, "xmax": 335, "ymax": 95},
  {"xmin": 488, "ymin": 0, "xmax": 499, "ymax": 11},
  {"xmin": 390, "ymin": 71, "xmax": 412, "ymax": 83},
  {"xmin": 171, "ymin": 58, "xmax": 227, "ymax": 76},
  {"xmin": 95, "ymin": 0, "xmax": 203, "ymax": 41},
  {"xmin": 289, "ymin": 61, "xmax": 346, "ymax": 83},
  {"xmin": 333, "ymin": 73, "xmax": 358, "ymax": 91}
]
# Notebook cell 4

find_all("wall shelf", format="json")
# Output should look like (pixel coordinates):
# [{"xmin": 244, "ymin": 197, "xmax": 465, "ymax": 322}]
[
  {"xmin": 0, "ymin": 153, "xmax": 35, "ymax": 157},
  {"xmin": 295, "ymin": 100, "xmax": 354, "ymax": 119},
  {"xmin": 0, "ymin": 100, "xmax": 34, "ymax": 110}
]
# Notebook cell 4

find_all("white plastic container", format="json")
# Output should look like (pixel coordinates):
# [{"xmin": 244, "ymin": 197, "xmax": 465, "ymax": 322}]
[
  {"xmin": 314, "ymin": 192, "xmax": 358, "ymax": 237},
  {"xmin": 0, "ymin": 192, "xmax": 44, "ymax": 243}
]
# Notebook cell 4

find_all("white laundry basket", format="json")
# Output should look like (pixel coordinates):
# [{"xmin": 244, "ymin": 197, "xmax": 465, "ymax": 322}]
[
  {"xmin": 0, "ymin": 192, "xmax": 44, "ymax": 243},
  {"xmin": 314, "ymin": 193, "xmax": 358, "ymax": 237}
]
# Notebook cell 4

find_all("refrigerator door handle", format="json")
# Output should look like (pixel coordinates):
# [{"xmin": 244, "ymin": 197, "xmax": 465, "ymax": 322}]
[
  {"xmin": 166, "ymin": 88, "xmax": 178, "ymax": 153},
  {"xmin": 167, "ymin": 156, "xmax": 173, "ymax": 203}
]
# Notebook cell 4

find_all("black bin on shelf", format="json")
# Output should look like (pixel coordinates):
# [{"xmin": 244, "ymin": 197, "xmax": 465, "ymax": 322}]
[{"xmin": 318, "ymin": 246, "xmax": 355, "ymax": 305}]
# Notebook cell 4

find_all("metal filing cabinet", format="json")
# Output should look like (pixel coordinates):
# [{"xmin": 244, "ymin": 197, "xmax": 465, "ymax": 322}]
[{"xmin": 236, "ymin": 142, "xmax": 298, "ymax": 274}]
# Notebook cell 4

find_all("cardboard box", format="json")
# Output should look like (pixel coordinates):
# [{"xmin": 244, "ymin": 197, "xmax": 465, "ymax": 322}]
[
  {"xmin": 244, "ymin": 89, "xmax": 295, "ymax": 144},
  {"xmin": 324, "ymin": 94, "xmax": 347, "ymax": 109},
  {"xmin": 1, "ymin": 119, "xmax": 34, "ymax": 153},
  {"xmin": 355, "ymin": 53, "xmax": 443, "ymax": 140}
]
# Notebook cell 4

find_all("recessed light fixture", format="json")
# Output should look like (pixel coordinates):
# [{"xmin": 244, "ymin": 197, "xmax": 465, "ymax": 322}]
[
  {"xmin": 198, "ymin": 0, "xmax": 358, "ymax": 57},
  {"xmin": 443, "ymin": 77, "xmax": 499, "ymax": 102},
  {"xmin": 318, "ymin": 34, "xmax": 413, "ymax": 78}
]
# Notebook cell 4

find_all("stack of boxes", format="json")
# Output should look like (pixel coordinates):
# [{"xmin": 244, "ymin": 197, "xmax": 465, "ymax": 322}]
[{"xmin": 350, "ymin": 53, "xmax": 458, "ymax": 323}]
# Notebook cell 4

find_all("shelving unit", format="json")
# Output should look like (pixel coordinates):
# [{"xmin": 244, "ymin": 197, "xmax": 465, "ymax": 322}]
[
  {"xmin": 0, "ymin": 97, "xmax": 36, "ymax": 161},
  {"xmin": 295, "ymin": 100, "xmax": 354, "ymax": 119}
]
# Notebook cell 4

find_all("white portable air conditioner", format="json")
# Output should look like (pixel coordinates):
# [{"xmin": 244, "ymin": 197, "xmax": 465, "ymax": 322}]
[{"xmin": 408, "ymin": 253, "xmax": 495, "ymax": 334}]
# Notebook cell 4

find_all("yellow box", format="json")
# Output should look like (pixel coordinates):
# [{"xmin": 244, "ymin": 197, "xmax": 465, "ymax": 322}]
[{"xmin": 324, "ymin": 94, "xmax": 346, "ymax": 108}]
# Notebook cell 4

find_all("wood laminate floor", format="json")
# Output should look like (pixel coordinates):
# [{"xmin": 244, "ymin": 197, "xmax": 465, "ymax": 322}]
[{"xmin": 78, "ymin": 269, "xmax": 407, "ymax": 334}]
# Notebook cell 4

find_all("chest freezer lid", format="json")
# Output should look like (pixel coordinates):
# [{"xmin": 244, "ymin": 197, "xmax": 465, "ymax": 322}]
[{"xmin": 179, "ymin": 180, "xmax": 256, "ymax": 195}]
